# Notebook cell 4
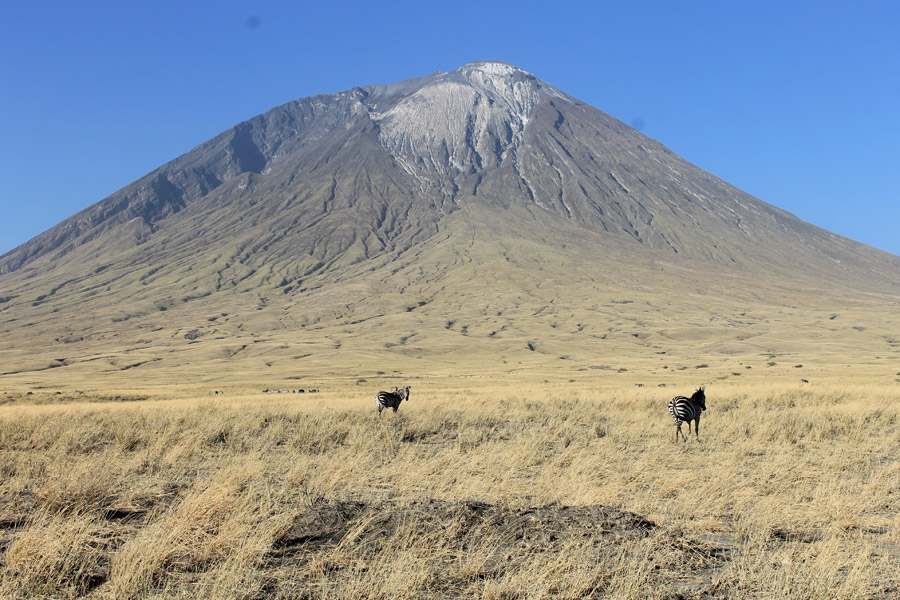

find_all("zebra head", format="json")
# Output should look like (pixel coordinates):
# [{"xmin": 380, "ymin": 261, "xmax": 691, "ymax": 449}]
[
  {"xmin": 399, "ymin": 386, "xmax": 410, "ymax": 401},
  {"xmin": 692, "ymin": 386, "xmax": 706, "ymax": 411}
]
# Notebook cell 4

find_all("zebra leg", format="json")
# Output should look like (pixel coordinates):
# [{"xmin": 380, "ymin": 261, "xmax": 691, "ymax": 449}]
[
  {"xmin": 675, "ymin": 422, "xmax": 683, "ymax": 443},
  {"xmin": 694, "ymin": 418, "xmax": 701, "ymax": 441},
  {"xmin": 392, "ymin": 405, "xmax": 398, "ymax": 413}
]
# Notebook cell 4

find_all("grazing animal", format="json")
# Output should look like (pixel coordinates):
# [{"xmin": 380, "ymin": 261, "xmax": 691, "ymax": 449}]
[
  {"xmin": 376, "ymin": 385, "xmax": 410, "ymax": 415},
  {"xmin": 668, "ymin": 386, "xmax": 706, "ymax": 442}
]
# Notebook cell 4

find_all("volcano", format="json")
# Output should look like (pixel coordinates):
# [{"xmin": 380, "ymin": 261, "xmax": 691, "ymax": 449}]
[{"xmin": 1, "ymin": 61, "xmax": 898, "ymax": 386}]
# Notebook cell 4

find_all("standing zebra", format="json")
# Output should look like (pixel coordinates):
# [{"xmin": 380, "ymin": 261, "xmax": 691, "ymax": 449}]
[
  {"xmin": 376, "ymin": 385, "xmax": 410, "ymax": 415},
  {"xmin": 668, "ymin": 386, "xmax": 706, "ymax": 442}
]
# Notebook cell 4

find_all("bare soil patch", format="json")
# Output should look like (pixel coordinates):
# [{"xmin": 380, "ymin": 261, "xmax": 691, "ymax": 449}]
[{"xmin": 261, "ymin": 497, "xmax": 730, "ymax": 599}]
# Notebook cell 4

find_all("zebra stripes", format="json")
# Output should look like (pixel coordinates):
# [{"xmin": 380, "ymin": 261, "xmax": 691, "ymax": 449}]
[
  {"xmin": 376, "ymin": 385, "xmax": 410, "ymax": 415},
  {"xmin": 668, "ymin": 386, "xmax": 706, "ymax": 442}
]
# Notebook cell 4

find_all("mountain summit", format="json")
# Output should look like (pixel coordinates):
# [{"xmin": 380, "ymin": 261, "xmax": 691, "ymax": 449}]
[
  {"xmin": 371, "ymin": 61, "xmax": 566, "ymax": 177},
  {"xmin": 1, "ymin": 61, "xmax": 898, "ymax": 384}
]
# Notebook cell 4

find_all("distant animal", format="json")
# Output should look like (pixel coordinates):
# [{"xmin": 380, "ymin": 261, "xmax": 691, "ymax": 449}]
[
  {"xmin": 376, "ymin": 385, "xmax": 410, "ymax": 415},
  {"xmin": 668, "ymin": 386, "xmax": 706, "ymax": 442}
]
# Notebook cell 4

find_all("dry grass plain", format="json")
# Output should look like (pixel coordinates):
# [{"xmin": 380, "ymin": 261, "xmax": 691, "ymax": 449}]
[
  {"xmin": 1, "ymin": 373, "xmax": 899, "ymax": 599},
  {"xmin": 3, "ymin": 56, "xmax": 900, "ymax": 599}
]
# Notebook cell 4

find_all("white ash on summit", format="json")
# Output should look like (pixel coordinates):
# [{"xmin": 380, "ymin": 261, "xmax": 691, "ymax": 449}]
[{"xmin": 373, "ymin": 61, "xmax": 567, "ymax": 175}]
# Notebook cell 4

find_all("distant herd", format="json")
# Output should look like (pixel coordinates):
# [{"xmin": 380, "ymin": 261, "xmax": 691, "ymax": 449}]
[{"xmin": 213, "ymin": 389, "xmax": 320, "ymax": 395}]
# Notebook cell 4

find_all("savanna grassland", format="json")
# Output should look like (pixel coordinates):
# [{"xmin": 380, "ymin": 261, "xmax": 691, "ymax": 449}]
[
  {"xmin": 1, "ymin": 376, "xmax": 898, "ymax": 599},
  {"xmin": 4, "ymin": 56, "xmax": 900, "ymax": 600}
]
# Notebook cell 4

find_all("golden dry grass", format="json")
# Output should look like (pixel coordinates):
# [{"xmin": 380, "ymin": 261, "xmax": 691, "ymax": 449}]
[{"xmin": 1, "ymin": 378, "xmax": 898, "ymax": 599}]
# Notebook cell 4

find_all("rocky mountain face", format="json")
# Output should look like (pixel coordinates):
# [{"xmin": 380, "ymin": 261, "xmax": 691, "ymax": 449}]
[{"xmin": 1, "ymin": 61, "xmax": 898, "ymax": 383}]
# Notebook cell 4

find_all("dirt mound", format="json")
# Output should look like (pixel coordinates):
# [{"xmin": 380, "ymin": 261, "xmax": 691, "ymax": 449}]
[
  {"xmin": 260, "ymin": 498, "xmax": 730, "ymax": 599},
  {"xmin": 275, "ymin": 497, "xmax": 656, "ymax": 556}
]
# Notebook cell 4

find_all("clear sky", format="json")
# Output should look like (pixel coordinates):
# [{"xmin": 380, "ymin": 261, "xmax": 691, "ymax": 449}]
[{"xmin": 1, "ymin": 1, "xmax": 898, "ymax": 257}]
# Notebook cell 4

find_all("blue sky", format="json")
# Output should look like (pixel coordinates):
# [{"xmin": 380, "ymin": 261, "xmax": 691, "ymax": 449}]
[{"xmin": 1, "ymin": 1, "xmax": 898, "ymax": 256}]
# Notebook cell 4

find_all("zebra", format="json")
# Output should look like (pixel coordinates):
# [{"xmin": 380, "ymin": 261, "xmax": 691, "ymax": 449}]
[
  {"xmin": 376, "ymin": 385, "xmax": 410, "ymax": 415},
  {"xmin": 668, "ymin": 386, "xmax": 706, "ymax": 442}
]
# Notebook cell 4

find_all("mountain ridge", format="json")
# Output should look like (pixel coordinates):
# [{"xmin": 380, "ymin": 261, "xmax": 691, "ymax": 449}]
[{"xmin": 4, "ymin": 61, "xmax": 897, "ymax": 278}]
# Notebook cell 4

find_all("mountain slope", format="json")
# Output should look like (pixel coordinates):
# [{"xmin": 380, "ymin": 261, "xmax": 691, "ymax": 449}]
[{"xmin": 1, "ymin": 61, "xmax": 898, "ymax": 386}]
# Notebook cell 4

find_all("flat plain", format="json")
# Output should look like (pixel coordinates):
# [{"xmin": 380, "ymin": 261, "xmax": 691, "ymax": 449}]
[{"xmin": 1, "ymin": 369, "xmax": 898, "ymax": 599}]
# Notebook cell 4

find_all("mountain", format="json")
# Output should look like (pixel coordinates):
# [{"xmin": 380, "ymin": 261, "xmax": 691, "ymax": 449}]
[{"xmin": 1, "ymin": 61, "xmax": 898, "ymax": 387}]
